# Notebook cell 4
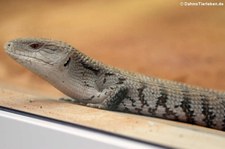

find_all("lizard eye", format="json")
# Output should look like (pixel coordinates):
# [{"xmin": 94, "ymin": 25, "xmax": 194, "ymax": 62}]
[{"xmin": 29, "ymin": 43, "xmax": 43, "ymax": 49}]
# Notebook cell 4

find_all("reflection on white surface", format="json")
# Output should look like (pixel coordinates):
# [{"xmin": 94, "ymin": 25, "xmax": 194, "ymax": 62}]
[{"xmin": 0, "ymin": 109, "xmax": 163, "ymax": 149}]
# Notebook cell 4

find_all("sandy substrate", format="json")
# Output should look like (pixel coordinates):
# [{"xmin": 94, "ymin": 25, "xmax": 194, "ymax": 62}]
[{"xmin": 0, "ymin": 86, "xmax": 225, "ymax": 149}]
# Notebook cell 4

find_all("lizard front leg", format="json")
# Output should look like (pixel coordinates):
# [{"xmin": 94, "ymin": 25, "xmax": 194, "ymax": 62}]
[{"xmin": 86, "ymin": 85, "xmax": 128, "ymax": 110}]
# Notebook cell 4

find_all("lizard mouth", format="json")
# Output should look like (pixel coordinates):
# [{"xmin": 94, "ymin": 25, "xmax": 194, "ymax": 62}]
[
  {"xmin": 5, "ymin": 48, "xmax": 52, "ymax": 65},
  {"xmin": 4, "ymin": 41, "xmax": 51, "ymax": 65}
]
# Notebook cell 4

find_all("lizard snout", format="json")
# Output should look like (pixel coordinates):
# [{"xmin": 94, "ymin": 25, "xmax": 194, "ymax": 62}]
[{"xmin": 4, "ymin": 41, "xmax": 13, "ymax": 51}]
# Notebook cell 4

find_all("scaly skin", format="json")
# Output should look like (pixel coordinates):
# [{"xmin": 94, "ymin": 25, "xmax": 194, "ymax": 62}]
[{"xmin": 4, "ymin": 38, "xmax": 225, "ymax": 131}]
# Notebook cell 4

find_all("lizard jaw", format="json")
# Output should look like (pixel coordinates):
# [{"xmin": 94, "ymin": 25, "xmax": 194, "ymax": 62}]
[{"xmin": 4, "ymin": 41, "xmax": 52, "ymax": 66}]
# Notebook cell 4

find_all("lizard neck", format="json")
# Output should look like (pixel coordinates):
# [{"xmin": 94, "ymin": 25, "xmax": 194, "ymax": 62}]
[{"xmin": 46, "ymin": 50, "xmax": 102, "ymax": 100}]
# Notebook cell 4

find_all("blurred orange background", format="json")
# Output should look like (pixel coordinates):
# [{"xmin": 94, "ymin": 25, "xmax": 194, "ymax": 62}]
[{"xmin": 0, "ymin": 0, "xmax": 224, "ymax": 97}]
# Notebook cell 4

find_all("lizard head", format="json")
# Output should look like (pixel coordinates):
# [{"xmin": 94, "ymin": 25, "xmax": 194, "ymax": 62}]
[{"xmin": 4, "ymin": 38, "xmax": 74, "ymax": 78}]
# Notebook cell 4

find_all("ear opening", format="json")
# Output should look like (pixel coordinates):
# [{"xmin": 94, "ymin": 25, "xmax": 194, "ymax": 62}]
[{"xmin": 64, "ymin": 57, "xmax": 71, "ymax": 67}]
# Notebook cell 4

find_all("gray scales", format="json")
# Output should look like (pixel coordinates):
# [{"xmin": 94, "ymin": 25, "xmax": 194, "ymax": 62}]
[{"xmin": 4, "ymin": 38, "xmax": 225, "ymax": 131}]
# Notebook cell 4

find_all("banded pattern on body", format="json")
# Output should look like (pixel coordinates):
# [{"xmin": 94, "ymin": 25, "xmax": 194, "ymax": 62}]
[{"xmin": 4, "ymin": 38, "xmax": 225, "ymax": 131}]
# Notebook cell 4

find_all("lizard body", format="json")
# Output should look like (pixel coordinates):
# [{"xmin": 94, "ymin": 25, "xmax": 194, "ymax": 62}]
[{"xmin": 4, "ymin": 38, "xmax": 225, "ymax": 131}]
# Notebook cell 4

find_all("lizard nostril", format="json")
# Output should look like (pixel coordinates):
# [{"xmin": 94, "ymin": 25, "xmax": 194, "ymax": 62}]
[
  {"xmin": 4, "ymin": 42, "xmax": 12, "ymax": 50},
  {"xmin": 7, "ymin": 43, "xmax": 11, "ymax": 47}
]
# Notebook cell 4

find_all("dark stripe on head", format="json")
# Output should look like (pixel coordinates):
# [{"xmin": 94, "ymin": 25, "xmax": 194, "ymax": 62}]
[
  {"xmin": 180, "ymin": 88, "xmax": 195, "ymax": 124},
  {"xmin": 80, "ymin": 61, "xmax": 100, "ymax": 75},
  {"xmin": 201, "ymin": 95, "xmax": 216, "ymax": 128}
]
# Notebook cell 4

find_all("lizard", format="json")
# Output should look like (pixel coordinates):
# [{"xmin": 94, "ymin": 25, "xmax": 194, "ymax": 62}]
[{"xmin": 4, "ymin": 38, "xmax": 225, "ymax": 131}]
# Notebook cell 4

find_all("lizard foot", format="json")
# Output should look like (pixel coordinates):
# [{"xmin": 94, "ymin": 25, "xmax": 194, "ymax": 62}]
[
  {"xmin": 86, "ymin": 85, "xmax": 128, "ymax": 110},
  {"xmin": 59, "ymin": 98, "xmax": 85, "ymax": 105},
  {"xmin": 86, "ymin": 103, "xmax": 107, "ymax": 109}
]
